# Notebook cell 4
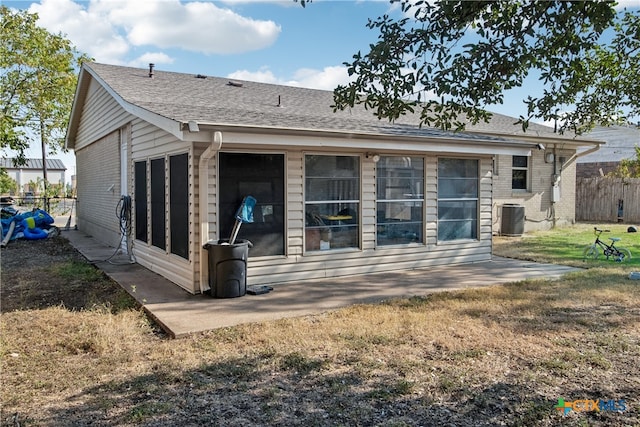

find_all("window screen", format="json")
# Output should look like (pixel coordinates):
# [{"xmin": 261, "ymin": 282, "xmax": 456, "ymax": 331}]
[
  {"xmin": 305, "ymin": 155, "xmax": 360, "ymax": 251},
  {"xmin": 134, "ymin": 161, "xmax": 147, "ymax": 242},
  {"xmin": 219, "ymin": 153, "xmax": 285, "ymax": 257},
  {"xmin": 376, "ymin": 156, "xmax": 424, "ymax": 245},
  {"xmin": 437, "ymin": 158, "xmax": 479, "ymax": 241},
  {"xmin": 150, "ymin": 158, "xmax": 166, "ymax": 250},
  {"xmin": 170, "ymin": 153, "xmax": 189, "ymax": 259}
]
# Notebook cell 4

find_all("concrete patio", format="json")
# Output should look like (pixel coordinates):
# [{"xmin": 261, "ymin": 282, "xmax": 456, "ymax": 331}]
[{"xmin": 63, "ymin": 229, "xmax": 581, "ymax": 338}]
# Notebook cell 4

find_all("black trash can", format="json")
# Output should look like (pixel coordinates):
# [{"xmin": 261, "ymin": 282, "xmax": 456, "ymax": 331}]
[{"xmin": 203, "ymin": 239, "xmax": 250, "ymax": 298}]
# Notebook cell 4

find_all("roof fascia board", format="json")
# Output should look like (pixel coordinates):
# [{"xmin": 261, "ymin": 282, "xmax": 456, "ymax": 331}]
[
  {"xmin": 206, "ymin": 128, "xmax": 532, "ymax": 156},
  {"xmin": 199, "ymin": 123, "xmax": 533, "ymax": 147},
  {"xmin": 465, "ymin": 130, "xmax": 604, "ymax": 147},
  {"xmin": 65, "ymin": 66, "xmax": 90, "ymax": 150},
  {"xmin": 128, "ymin": 105, "xmax": 184, "ymax": 140},
  {"xmin": 74, "ymin": 65, "xmax": 185, "ymax": 142}
]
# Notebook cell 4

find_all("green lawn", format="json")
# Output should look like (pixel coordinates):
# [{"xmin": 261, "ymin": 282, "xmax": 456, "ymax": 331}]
[{"xmin": 494, "ymin": 223, "xmax": 640, "ymax": 268}]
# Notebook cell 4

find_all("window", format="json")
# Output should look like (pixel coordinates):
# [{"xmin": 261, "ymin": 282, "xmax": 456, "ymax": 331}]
[
  {"xmin": 169, "ymin": 153, "xmax": 189, "ymax": 259},
  {"xmin": 219, "ymin": 153, "xmax": 285, "ymax": 257},
  {"xmin": 134, "ymin": 161, "xmax": 147, "ymax": 242},
  {"xmin": 305, "ymin": 155, "xmax": 359, "ymax": 251},
  {"xmin": 150, "ymin": 158, "xmax": 166, "ymax": 250},
  {"xmin": 437, "ymin": 158, "xmax": 478, "ymax": 241},
  {"xmin": 512, "ymin": 155, "xmax": 528, "ymax": 190},
  {"xmin": 376, "ymin": 156, "xmax": 424, "ymax": 245},
  {"xmin": 136, "ymin": 155, "xmax": 190, "ymax": 258}
]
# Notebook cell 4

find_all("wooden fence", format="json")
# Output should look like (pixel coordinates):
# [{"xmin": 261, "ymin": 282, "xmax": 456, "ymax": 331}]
[{"xmin": 576, "ymin": 177, "xmax": 640, "ymax": 223}]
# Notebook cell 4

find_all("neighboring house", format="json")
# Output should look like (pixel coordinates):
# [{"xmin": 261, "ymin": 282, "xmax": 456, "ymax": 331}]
[
  {"xmin": 0, "ymin": 158, "xmax": 66, "ymax": 195},
  {"xmin": 65, "ymin": 62, "xmax": 601, "ymax": 294},
  {"xmin": 576, "ymin": 125, "xmax": 640, "ymax": 177}
]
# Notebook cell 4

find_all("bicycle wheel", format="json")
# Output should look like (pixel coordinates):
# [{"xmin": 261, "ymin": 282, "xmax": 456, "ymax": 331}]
[
  {"xmin": 615, "ymin": 247, "xmax": 632, "ymax": 262},
  {"xmin": 583, "ymin": 244, "xmax": 599, "ymax": 260}
]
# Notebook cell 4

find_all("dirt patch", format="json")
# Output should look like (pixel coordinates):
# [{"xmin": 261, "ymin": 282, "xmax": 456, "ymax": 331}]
[{"xmin": 1, "ymin": 235, "xmax": 135, "ymax": 312}]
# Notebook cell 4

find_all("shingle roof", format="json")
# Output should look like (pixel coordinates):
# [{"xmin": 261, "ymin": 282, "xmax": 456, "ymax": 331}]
[
  {"xmin": 81, "ymin": 62, "xmax": 591, "ymax": 145},
  {"xmin": 577, "ymin": 125, "xmax": 640, "ymax": 163},
  {"xmin": 0, "ymin": 158, "xmax": 66, "ymax": 170}
]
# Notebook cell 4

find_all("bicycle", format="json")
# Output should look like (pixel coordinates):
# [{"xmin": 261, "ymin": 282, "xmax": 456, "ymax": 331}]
[{"xmin": 582, "ymin": 227, "xmax": 632, "ymax": 262}]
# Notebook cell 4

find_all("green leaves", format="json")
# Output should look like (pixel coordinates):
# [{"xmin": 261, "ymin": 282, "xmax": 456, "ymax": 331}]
[
  {"xmin": 332, "ymin": 0, "xmax": 639, "ymax": 134},
  {"xmin": 1, "ymin": 6, "xmax": 91, "ymax": 159},
  {"xmin": 608, "ymin": 146, "xmax": 640, "ymax": 178}
]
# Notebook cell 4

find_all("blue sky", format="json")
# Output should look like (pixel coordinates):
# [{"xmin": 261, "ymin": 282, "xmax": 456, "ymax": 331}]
[{"xmin": 5, "ymin": 0, "xmax": 639, "ymax": 180}]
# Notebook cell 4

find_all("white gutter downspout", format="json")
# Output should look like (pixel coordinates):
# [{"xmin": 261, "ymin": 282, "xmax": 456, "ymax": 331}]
[
  {"xmin": 561, "ymin": 143, "xmax": 602, "ymax": 169},
  {"xmin": 198, "ymin": 131, "xmax": 223, "ymax": 293},
  {"xmin": 553, "ymin": 142, "xmax": 601, "ymax": 228}
]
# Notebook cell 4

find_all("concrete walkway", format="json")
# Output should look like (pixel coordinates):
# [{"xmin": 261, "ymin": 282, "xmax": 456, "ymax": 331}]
[{"xmin": 63, "ymin": 229, "xmax": 581, "ymax": 338}]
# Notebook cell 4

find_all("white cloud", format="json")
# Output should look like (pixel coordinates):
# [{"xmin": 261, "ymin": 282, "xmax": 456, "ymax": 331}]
[
  {"xmin": 614, "ymin": 0, "xmax": 640, "ymax": 10},
  {"xmin": 219, "ymin": 0, "xmax": 300, "ymax": 8},
  {"xmin": 290, "ymin": 66, "xmax": 353, "ymax": 90},
  {"xmin": 228, "ymin": 67, "xmax": 282, "ymax": 84},
  {"xmin": 228, "ymin": 65, "xmax": 353, "ymax": 90},
  {"xmin": 107, "ymin": 0, "xmax": 281, "ymax": 54},
  {"xmin": 128, "ymin": 52, "xmax": 175, "ymax": 68},
  {"xmin": 29, "ymin": 0, "xmax": 129, "ymax": 64},
  {"xmin": 27, "ymin": 0, "xmax": 282, "ymax": 64}
]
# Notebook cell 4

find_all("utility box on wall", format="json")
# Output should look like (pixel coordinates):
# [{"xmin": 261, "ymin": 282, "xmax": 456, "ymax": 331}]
[
  {"xmin": 501, "ymin": 204, "xmax": 525, "ymax": 237},
  {"xmin": 551, "ymin": 185, "xmax": 561, "ymax": 203}
]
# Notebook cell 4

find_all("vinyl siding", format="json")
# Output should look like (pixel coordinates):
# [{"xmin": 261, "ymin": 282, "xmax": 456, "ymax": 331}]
[
  {"xmin": 130, "ymin": 119, "xmax": 195, "ymax": 292},
  {"xmin": 78, "ymin": 120, "xmax": 495, "ymax": 293},
  {"xmin": 75, "ymin": 79, "xmax": 134, "ymax": 150},
  {"xmin": 75, "ymin": 130, "xmax": 122, "ymax": 247},
  {"xmin": 200, "ymin": 145, "xmax": 493, "ymax": 287},
  {"xmin": 192, "ymin": 143, "xmax": 209, "ymax": 291}
]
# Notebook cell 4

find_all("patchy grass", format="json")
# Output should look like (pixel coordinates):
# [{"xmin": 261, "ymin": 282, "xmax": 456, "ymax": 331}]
[
  {"xmin": 1, "ymin": 227, "xmax": 639, "ymax": 426},
  {"xmin": 494, "ymin": 222, "xmax": 640, "ymax": 268}
]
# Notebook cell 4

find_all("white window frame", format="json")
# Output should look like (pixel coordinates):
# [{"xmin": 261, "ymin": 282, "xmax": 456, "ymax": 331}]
[
  {"xmin": 437, "ymin": 157, "xmax": 479, "ymax": 242},
  {"xmin": 512, "ymin": 155, "xmax": 530, "ymax": 191},
  {"xmin": 375, "ymin": 155, "xmax": 425, "ymax": 246},
  {"xmin": 304, "ymin": 154, "xmax": 360, "ymax": 252}
]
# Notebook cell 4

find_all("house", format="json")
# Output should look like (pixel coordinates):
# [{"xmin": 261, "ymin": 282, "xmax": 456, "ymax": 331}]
[
  {"xmin": 0, "ymin": 158, "xmax": 67, "ymax": 195},
  {"xmin": 468, "ymin": 117, "xmax": 604, "ymax": 233},
  {"xmin": 576, "ymin": 125, "xmax": 640, "ymax": 177},
  {"xmin": 65, "ymin": 62, "xmax": 601, "ymax": 294}
]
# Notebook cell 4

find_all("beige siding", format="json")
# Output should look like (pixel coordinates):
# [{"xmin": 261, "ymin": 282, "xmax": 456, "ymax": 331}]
[
  {"xmin": 130, "ymin": 119, "xmax": 196, "ymax": 293},
  {"xmin": 192, "ymin": 143, "xmax": 208, "ymax": 290},
  {"xmin": 199, "ymin": 147, "xmax": 494, "ymax": 287},
  {"xmin": 361, "ymin": 157, "xmax": 376, "ymax": 250},
  {"xmin": 75, "ymin": 130, "xmax": 122, "ymax": 247},
  {"xmin": 287, "ymin": 153, "xmax": 304, "ymax": 255},
  {"xmin": 75, "ymin": 79, "xmax": 133, "ymax": 150},
  {"xmin": 78, "ymin": 119, "xmax": 496, "ymax": 293},
  {"xmin": 425, "ymin": 157, "xmax": 438, "ymax": 246},
  {"xmin": 73, "ymin": 78, "xmax": 133, "ymax": 250},
  {"xmin": 480, "ymin": 157, "xmax": 494, "ymax": 241}
]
